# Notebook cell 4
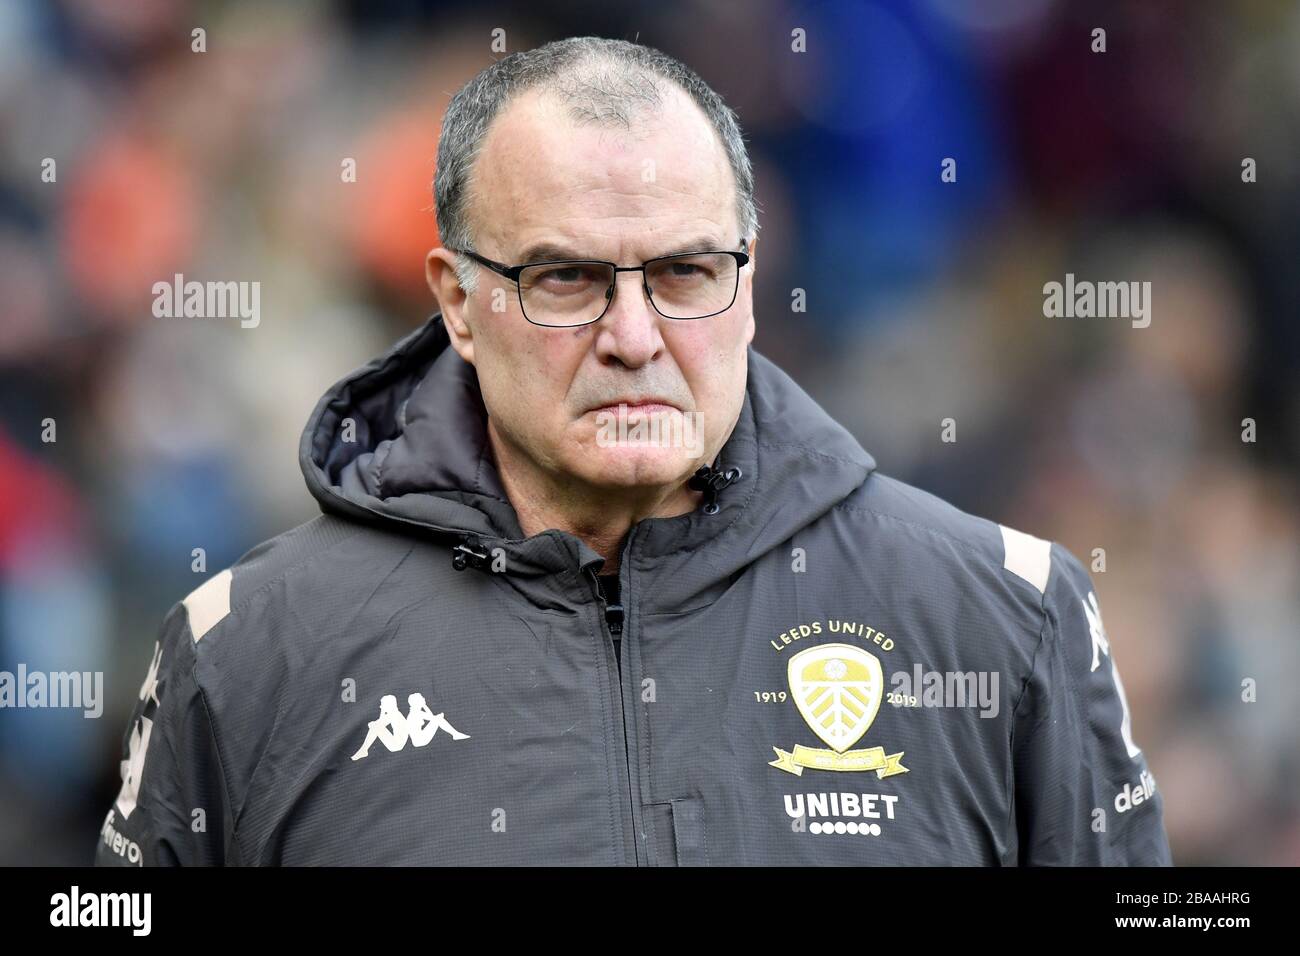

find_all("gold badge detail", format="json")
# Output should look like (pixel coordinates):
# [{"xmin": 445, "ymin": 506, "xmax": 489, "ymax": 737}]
[{"xmin": 769, "ymin": 643, "xmax": 907, "ymax": 777}]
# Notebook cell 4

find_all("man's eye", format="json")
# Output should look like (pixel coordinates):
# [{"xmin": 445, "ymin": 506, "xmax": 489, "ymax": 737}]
[
  {"xmin": 654, "ymin": 260, "xmax": 713, "ymax": 282},
  {"xmin": 536, "ymin": 266, "xmax": 598, "ymax": 287}
]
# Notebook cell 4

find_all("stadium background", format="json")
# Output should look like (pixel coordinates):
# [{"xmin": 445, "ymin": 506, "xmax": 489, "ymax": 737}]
[{"xmin": 0, "ymin": 0, "xmax": 1297, "ymax": 865}]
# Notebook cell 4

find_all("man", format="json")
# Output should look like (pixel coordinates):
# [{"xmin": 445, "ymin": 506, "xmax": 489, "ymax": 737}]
[{"xmin": 95, "ymin": 37, "xmax": 1171, "ymax": 866}]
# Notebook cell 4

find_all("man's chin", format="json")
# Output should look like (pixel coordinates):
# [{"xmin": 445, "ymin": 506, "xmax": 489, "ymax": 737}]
[{"xmin": 575, "ymin": 443, "xmax": 701, "ymax": 491}]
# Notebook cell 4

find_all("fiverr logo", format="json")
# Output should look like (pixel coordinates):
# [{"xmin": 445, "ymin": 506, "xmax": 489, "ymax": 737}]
[{"xmin": 99, "ymin": 810, "xmax": 142, "ymax": 866}]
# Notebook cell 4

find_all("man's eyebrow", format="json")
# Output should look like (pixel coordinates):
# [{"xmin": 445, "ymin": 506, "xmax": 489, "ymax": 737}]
[
  {"xmin": 517, "ymin": 241, "xmax": 584, "ymax": 264},
  {"xmin": 651, "ymin": 236, "xmax": 731, "ymax": 259},
  {"xmin": 515, "ymin": 236, "xmax": 731, "ymax": 264}
]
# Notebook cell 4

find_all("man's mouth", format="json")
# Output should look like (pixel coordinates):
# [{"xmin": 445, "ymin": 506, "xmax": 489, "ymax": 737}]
[{"xmin": 587, "ymin": 399, "xmax": 681, "ymax": 416}]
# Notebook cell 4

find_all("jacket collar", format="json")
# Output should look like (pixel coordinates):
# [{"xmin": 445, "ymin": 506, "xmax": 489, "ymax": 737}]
[{"xmin": 301, "ymin": 313, "xmax": 877, "ymax": 603}]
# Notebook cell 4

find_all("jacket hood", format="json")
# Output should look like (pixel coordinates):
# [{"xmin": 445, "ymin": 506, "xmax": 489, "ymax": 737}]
[{"xmin": 300, "ymin": 314, "xmax": 876, "ymax": 608}]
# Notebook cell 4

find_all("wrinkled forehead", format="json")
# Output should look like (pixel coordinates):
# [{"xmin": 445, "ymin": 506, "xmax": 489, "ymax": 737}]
[{"xmin": 469, "ymin": 85, "xmax": 740, "ymax": 259}]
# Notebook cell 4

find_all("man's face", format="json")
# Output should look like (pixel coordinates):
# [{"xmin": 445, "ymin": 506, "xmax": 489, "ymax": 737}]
[{"xmin": 435, "ymin": 85, "xmax": 755, "ymax": 498}]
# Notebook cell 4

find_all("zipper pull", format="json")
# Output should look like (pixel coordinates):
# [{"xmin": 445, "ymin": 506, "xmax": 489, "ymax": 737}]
[
  {"xmin": 688, "ymin": 463, "xmax": 744, "ymax": 515},
  {"xmin": 451, "ymin": 541, "xmax": 490, "ymax": 571},
  {"xmin": 605, "ymin": 602, "xmax": 624, "ymax": 636}
]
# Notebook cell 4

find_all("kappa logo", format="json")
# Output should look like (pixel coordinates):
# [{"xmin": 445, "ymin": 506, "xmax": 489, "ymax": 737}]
[
  {"xmin": 351, "ymin": 692, "xmax": 470, "ymax": 761},
  {"xmin": 769, "ymin": 643, "xmax": 907, "ymax": 777},
  {"xmin": 114, "ymin": 641, "xmax": 165, "ymax": 820}
]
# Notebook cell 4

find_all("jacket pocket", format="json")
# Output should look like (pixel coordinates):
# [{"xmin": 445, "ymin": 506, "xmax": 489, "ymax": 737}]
[
  {"xmin": 644, "ymin": 796, "xmax": 709, "ymax": 866},
  {"xmin": 669, "ymin": 796, "xmax": 708, "ymax": 866}
]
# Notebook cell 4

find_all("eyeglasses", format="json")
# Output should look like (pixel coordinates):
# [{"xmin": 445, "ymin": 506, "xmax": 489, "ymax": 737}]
[{"xmin": 450, "ymin": 240, "xmax": 751, "ymax": 328}]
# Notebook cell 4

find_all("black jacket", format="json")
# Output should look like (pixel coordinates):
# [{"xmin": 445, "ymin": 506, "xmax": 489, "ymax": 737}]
[{"xmin": 95, "ymin": 314, "xmax": 1172, "ymax": 865}]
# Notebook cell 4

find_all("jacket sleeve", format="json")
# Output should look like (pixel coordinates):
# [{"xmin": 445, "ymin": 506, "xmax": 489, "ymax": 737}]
[
  {"xmin": 1012, "ymin": 543, "xmax": 1173, "ymax": 865},
  {"xmin": 94, "ymin": 599, "xmax": 230, "ymax": 866}
]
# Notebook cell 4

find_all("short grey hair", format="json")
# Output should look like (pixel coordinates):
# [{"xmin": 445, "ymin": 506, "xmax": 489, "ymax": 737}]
[{"xmin": 434, "ymin": 36, "xmax": 759, "ymax": 295}]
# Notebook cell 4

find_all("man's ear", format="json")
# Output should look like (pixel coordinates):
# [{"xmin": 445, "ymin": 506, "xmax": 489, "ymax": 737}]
[
  {"xmin": 744, "ymin": 236, "xmax": 757, "ymax": 345},
  {"xmin": 426, "ymin": 246, "xmax": 475, "ymax": 366}
]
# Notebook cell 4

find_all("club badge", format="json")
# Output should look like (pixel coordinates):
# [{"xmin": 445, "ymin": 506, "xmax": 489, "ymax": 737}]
[{"xmin": 769, "ymin": 642, "xmax": 907, "ymax": 777}]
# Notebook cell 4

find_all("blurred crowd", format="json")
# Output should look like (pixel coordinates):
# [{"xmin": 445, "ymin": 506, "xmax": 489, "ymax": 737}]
[{"xmin": 0, "ymin": 0, "xmax": 1296, "ymax": 865}]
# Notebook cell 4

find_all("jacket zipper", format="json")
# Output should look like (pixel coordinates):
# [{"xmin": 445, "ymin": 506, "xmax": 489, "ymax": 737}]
[
  {"xmin": 327, "ymin": 460, "xmax": 657, "ymax": 863},
  {"xmin": 589, "ymin": 536, "xmax": 644, "ymax": 866}
]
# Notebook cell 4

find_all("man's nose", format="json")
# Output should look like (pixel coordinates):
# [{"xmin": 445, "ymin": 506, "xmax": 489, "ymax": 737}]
[{"xmin": 594, "ymin": 270, "xmax": 665, "ymax": 368}]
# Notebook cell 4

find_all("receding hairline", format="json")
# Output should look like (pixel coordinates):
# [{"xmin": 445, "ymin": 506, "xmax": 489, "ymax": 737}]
[
  {"xmin": 435, "ymin": 37, "xmax": 760, "ymax": 294},
  {"xmin": 462, "ymin": 71, "xmax": 738, "ymax": 240}
]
